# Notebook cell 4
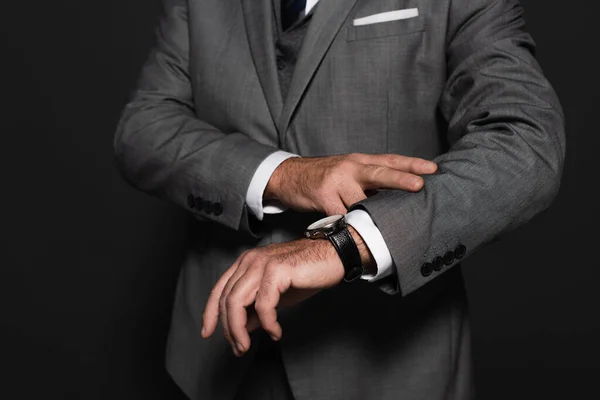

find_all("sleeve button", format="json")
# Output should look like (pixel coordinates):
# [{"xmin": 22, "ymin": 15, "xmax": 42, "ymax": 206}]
[
  {"xmin": 187, "ymin": 194, "xmax": 195, "ymax": 208},
  {"xmin": 454, "ymin": 244, "xmax": 467, "ymax": 259},
  {"xmin": 194, "ymin": 196, "xmax": 205, "ymax": 210},
  {"xmin": 432, "ymin": 256, "xmax": 444, "ymax": 271},
  {"xmin": 213, "ymin": 202, "xmax": 223, "ymax": 215},
  {"xmin": 420, "ymin": 262, "xmax": 433, "ymax": 277},
  {"xmin": 443, "ymin": 251, "xmax": 455, "ymax": 265},
  {"xmin": 276, "ymin": 56, "xmax": 285, "ymax": 70}
]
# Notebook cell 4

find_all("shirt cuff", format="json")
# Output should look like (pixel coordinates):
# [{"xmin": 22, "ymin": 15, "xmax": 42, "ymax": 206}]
[
  {"xmin": 245, "ymin": 150, "xmax": 300, "ymax": 221},
  {"xmin": 345, "ymin": 209, "xmax": 394, "ymax": 283},
  {"xmin": 305, "ymin": 0, "xmax": 319, "ymax": 14}
]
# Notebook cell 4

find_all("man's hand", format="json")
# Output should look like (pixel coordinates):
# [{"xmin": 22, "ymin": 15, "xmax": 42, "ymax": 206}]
[
  {"xmin": 200, "ymin": 231, "xmax": 372, "ymax": 357},
  {"xmin": 264, "ymin": 152, "xmax": 438, "ymax": 215}
]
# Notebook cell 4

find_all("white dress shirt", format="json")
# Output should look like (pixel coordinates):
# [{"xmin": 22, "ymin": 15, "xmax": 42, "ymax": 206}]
[{"xmin": 245, "ymin": 0, "xmax": 394, "ymax": 283}]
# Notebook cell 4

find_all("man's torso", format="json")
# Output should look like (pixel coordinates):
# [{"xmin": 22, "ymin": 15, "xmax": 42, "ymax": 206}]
[{"xmin": 166, "ymin": 1, "xmax": 474, "ymax": 399}]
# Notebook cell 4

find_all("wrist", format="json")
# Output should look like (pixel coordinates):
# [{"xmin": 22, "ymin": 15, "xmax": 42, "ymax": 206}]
[
  {"xmin": 347, "ymin": 225, "xmax": 377, "ymax": 276},
  {"xmin": 264, "ymin": 157, "xmax": 295, "ymax": 201},
  {"xmin": 314, "ymin": 237, "xmax": 346, "ymax": 282}
]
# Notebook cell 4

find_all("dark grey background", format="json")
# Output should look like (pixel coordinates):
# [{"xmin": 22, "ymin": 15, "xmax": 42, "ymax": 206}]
[{"xmin": 1, "ymin": 0, "xmax": 596, "ymax": 399}]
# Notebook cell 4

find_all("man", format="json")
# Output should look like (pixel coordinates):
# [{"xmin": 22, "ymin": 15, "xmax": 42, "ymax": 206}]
[{"xmin": 113, "ymin": 0, "xmax": 565, "ymax": 398}]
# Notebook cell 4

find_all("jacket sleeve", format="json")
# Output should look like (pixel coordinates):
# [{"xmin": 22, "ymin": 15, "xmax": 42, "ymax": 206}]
[
  {"xmin": 113, "ymin": 0, "xmax": 281, "ymax": 237},
  {"xmin": 348, "ymin": 0, "xmax": 566, "ymax": 296}
]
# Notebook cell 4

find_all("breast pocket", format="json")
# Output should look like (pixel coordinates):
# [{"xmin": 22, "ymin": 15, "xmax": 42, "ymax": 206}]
[{"xmin": 346, "ymin": 7, "xmax": 426, "ymax": 41}]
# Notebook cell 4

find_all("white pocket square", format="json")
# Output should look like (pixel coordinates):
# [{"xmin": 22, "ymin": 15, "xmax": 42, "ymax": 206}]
[{"xmin": 352, "ymin": 7, "xmax": 419, "ymax": 26}]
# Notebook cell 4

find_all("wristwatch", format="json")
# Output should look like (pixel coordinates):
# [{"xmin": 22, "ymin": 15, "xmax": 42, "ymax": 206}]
[{"xmin": 304, "ymin": 215, "xmax": 364, "ymax": 283}]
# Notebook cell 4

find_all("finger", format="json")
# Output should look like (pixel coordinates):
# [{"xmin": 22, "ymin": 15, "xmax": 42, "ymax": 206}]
[
  {"xmin": 254, "ymin": 263, "xmax": 291, "ymax": 341},
  {"xmin": 201, "ymin": 252, "xmax": 246, "ymax": 339},
  {"xmin": 339, "ymin": 184, "xmax": 367, "ymax": 208},
  {"xmin": 219, "ymin": 254, "xmax": 255, "ymax": 351},
  {"xmin": 357, "ymin": 164, "xmax": 425, "ymax": 191},
  {"xmin": 322, "ymin": 199, "xmax": 347, "ymax": 216},
  {"xmin": 246, "ymin": 289, "xmax": 322, "ymax": 335},
  {"xmin": 219, "ymin": 255, "xmax": 254, "ymax": 347},
  {"xmin": 355, "ymin": 153, "xmax": 437, "ymax": 174},
  {"xmin": 226, "ymin": 264, "xmax": 266, "ymax": 354}
]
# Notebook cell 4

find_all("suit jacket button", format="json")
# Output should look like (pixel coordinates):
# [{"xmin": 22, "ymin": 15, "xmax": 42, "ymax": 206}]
[
  {"xmin": 195, "ymin": 197, "xmax": 212, "ymax": 213},
  {"xmin": 276, "ymin": 57, "xmax": 285, "ymax": 70},
  {"xmin": 213, "ymin": 202, "xmax": 223, "ymax": 215},
  {"xmin": 443, "ymin": 251, "xmax": 455, "ymax": 265},
  {"xmin": 454, "ymin": 244, "xmax": 467, "ymax": 259},
  {"xmin": 187, "ymin": 194, "xmax": 195, "ymax": 208},
  {"xmin": 432, "ymin": 256, "xmax": 444, "ymax": 271},
  {"xmin": 194, "ymin": 196, "xmax": 205, "ymax": 210},
  {"xmin": 420, "ymin": 262, "xmax": 433, "ymax": 277}
]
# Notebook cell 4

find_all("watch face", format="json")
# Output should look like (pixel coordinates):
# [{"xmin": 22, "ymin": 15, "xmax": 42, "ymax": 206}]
[{"xmin": 306, "ymin": 214, "xmax": 344, "ymax": 231}]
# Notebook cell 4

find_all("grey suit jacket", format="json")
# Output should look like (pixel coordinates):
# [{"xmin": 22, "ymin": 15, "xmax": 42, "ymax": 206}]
[{"xmin": 113, "ymin": 0, "xmax": 566, "ymax": 399}]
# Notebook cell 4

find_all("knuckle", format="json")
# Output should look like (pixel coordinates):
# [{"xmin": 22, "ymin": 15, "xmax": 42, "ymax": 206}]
[
  {"xmin": 334, "ymin": 157, "xmax": 354, "ymax": 172},
  {"xmin": 249, "ymin": 248, "xmax": 264, "ymax": 260},
  {"xmin": 417, "ymin": 159, "xmax": 431, "ymax": 169},
  {"xmin": 396, "ymin": 172, "xmax": 413, "ymax": 184},
  {"xmin": 343, "ymin": 158, "xmax": 359, "ymax": 170},
  {"xmin": 389, "ymin": 154, "xmax": 403, "ymax": 165},
  {"xmin": 237, "ymin": 249, "xmax": 253, "ymax": 264},
  {"xmin": 408, "ymin": 157, "xmax": 421, "ymax": 168},
  {"xmin": 254, "ymin": 298, "xmax": 270, "ymax": 315},
  {"xmin": 368, "ymin": 165, "xmax": 385, "ymax": 180},
  {"xmin": 225, "ymin": 294, "xmax": 239, "ymax": 308},
  {"xmin": 239, "ymin": 249, "xmax": 251, "ymax": 258},
  {"xmin": 262, "ymin": 263, "xmax": 276, "ymax": 278},
  {"xmin": 345, "ymin": 153, "xmax": 362, "ymax": 164},
  {"xmin": 262, "ymin": 270, "xmax": 277, "ymax": 288},
  {"xmin": 393, "ymin": 170, "xmax": 408, "ymax": 180},
  {"xmin": 219, "ymin": 296, "xmax": 227, "ymax": 311},
  {"xmin": 255, "ymin": 281, "xmax": 273, "ymax": 301},
  {"xmin": 414, "ymin": 157, "xmax": 429, "ymax": 169}
]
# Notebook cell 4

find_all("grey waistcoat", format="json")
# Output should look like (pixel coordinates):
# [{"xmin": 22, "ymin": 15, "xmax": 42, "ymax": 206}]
[{"xmin": 272, "ymin": 0, "xmax": 317, "ymax": 102}]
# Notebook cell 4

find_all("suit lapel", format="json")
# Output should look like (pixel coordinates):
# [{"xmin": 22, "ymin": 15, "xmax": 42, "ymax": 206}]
[
  {"xmin": 241, "ymin": 0, "xmax": 284, "ymax": 134},
  {"xmin": 278, "ymin": 0, "xmax": 359, "ymax": 148}
]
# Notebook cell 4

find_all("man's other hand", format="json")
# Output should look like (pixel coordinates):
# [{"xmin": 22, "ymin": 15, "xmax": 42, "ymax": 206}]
[
  {"xmin": 200, "ymin": 237, "xmax": 349, "ymax": 357},
  {"xmin": 264, "ymin": 152, "xmax": 438, "ymax": 215}
]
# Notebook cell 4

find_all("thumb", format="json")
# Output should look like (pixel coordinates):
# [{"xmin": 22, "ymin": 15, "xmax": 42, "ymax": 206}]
[
  {"xmin": 322, "ymin": 200, "xmax": 347, "ymax": 216},
  {"xmin": 339, "ymin": 186, "xmax": 367, "ymax": 209}
]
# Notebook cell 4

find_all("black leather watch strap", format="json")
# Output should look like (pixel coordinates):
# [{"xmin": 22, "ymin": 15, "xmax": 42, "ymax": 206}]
[{"xmin": 328, "ymin": 227, "xmax": 364, "ymax": 283}]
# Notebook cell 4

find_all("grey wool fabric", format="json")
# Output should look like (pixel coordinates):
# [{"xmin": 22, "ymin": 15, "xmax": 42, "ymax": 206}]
[
  {"xmin": 273, "ymin": 0, "xmax": 315, "ymax": 102},
  {"xmin": 113, "ymin": 0, "xmax": 566, "ymax": 399}
]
